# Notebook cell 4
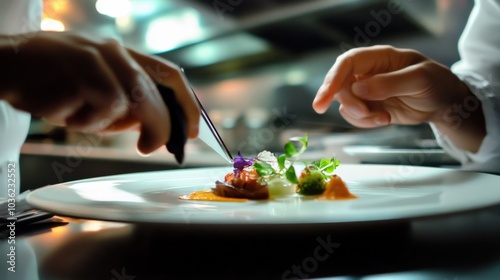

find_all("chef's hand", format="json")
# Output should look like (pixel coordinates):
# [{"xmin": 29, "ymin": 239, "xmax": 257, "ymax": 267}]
[
  {"xmin": 0, "ymin": 31, "xmax": 200, "ymax": 154},
  {"xmin": 313, "ymin": 45, "xmax": 485, "ymax": 152}
]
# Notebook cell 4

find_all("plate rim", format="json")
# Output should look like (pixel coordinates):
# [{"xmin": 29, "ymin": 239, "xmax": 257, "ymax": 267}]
[{"xmin": 26, "ymin": 164, "xmax": 500, "ymax": 226}]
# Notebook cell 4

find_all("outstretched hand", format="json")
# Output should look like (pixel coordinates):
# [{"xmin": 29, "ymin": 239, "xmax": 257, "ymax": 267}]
[
  {"xmin": 0, "ymin": 31, "xmax": 200, "ymax": 154},
  {"xmin": 313, "ymin": 45, "xmax": 485, "ymax": 152}
]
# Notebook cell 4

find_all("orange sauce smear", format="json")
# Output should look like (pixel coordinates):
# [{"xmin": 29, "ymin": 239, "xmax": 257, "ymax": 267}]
[
  {"xmin": 179, "ymin": 190, "xmax": 248, "ymax": 202},
  {"xmin": 317, "ymin": 175, "xmax": 358, "ymax": 200}
]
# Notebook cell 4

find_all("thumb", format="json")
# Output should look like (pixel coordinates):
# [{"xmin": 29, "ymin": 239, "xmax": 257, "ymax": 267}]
[{"xmin": 351, "ymin": 63, "xmax": 430, "ymax": 101}]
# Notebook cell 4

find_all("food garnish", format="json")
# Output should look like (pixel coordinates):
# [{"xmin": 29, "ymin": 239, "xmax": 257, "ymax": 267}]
[
  {"xmin": 317, "ymin": 175, "xmax": 357, "ymax": 200},
  {"xmin": 213, "ymin": 168, "xmax": 269, "ymax": 200},
  {"xmin": 180, "ymin": 133, "xmax": 357, "ymax": 202}
]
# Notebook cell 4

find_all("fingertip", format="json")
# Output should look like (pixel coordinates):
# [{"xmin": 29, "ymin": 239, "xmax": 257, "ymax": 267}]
[
  {"xmin": 188, "ymin": 124, "xmax": 199, "ymax": 139},
  {"xmin": 312, "ymin": 87, "xmax": 332, "ymax": 114},
  {"xmin": 352, "ymin": 81, "xmax": 368, "ymax": 97},
  {"xmin": 136, "ymin": 127, "xmax": 162, "ymax": 155},
  {"xmin": 136, "ymin": 142, "xmax": 154, "ymax": 155},
  {"xmin": 312, "ymin": 101, "xmax": 327, "ymax": 114},
  {"xmin": 135, "ymin": 145, "xmax": 151, "ymax": 157},
  {"xmin": 339, "ymin": 107, "xmax": 391, "ymax": 129},
  {"xmin": 374, "ymin": 113, "xmax": 391, "ymax": 126},
  {"xmin": 337, "ymin": 101, "xmax": 368, "ymax": 120}
]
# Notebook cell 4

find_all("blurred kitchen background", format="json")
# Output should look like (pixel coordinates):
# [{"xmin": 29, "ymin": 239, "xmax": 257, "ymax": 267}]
[{"xmin": 22, "ymin": 0, "xmax": 472, "ymax": 190}]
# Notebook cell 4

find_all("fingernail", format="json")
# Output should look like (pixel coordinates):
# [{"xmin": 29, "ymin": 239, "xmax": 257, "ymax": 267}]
[
  {"xmin": 374, "ymin": 115, "xmax": 388, "ymax": 126},
  {"xmin": 352, "ymin": 81, "xmax": 368, "ymax": 97},
  {"xmin": 313, "ymin": 106, "xmax": 326, "ymax": 114},
  {"xmin": 136, "ymin": 146, "xmax": 151, "ymax": 157},
  {"xmin": 349, "ymin": 105, "xmax": 366, "ymax": 118},
  {"xmin": 312, "ymin": 92, "xmax": 327, "ymax": 114},
  {"xmin": 312, "ymin": 95, "xmax": 320, "ymax": 104},
  {"xmin": 313, "ymin": 87, "xmax": 325, "ymax": 102}
]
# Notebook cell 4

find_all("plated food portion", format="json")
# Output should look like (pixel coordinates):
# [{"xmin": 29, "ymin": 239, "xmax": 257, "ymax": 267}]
[{"xmin": 180, "ymin": 134, "xmax": 357, "ymax": 202}]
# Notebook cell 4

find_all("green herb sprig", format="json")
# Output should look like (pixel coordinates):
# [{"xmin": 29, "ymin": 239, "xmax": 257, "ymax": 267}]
[
  {"xmin": 253, "ymin": 133, "xmax": 340, "ymax": 185},
  {"xmin": 253, "ymin": 134, "xmax": 308, "ymax": 184},
  {"xmin": 309, "ymin": 157, "xmax": 341, "ymax": 180}
]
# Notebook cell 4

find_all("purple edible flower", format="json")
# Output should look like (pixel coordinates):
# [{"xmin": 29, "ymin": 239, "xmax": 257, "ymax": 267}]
[{"xmin": 233, "ymin": 152, "xmax": 255, "ymax": 173}]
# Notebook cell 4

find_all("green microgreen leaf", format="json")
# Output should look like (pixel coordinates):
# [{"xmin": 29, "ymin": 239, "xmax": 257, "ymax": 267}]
[
  {"xmin": 284, "ymin": 142, "xmax": 297, "ymax": 158},
  {"xmin": 253, "ymin": 161, "xmax": 275, "ymax": 177},
  {"xmin": 285, "ymin": 166, "xmax": 298, "ymax": 184},
  {"xmin": 290, "ymin": 133, "xmax": 308, "ymax": 151},
  {"xmin": 273, "ymin": 133, "xmax": 341, "ymax": 187},
  {"xmin": 310, "ymin": 160, "xmax": 319, "ymax": 169},
  {"xmin": 318, "ymin": 157, "xmax": 340, "ymax": 175},
  {"xmin": 278, "ymin": 154, "xmax": 287, "ymax": 171}
]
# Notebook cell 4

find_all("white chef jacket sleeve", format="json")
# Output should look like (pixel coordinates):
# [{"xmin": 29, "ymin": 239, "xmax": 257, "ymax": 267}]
[
  {"xmin": 430, "ymin": 0, "xmax": 500, "ymax": 174},
  {"xmin": 0, "ymin": 0, "xmax": 42, "ymax": 198}
]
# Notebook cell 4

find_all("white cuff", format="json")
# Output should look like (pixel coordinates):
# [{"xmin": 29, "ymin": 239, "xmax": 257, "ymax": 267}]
[{"xmin": 430, "ymin": 71, "xmax": 500, "ymax": 173}]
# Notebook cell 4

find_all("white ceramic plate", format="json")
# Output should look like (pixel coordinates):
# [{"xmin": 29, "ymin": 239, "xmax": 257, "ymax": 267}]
[{"xmin": 27, "ymin": 164, "xmax": 500, "ymax": 225}]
